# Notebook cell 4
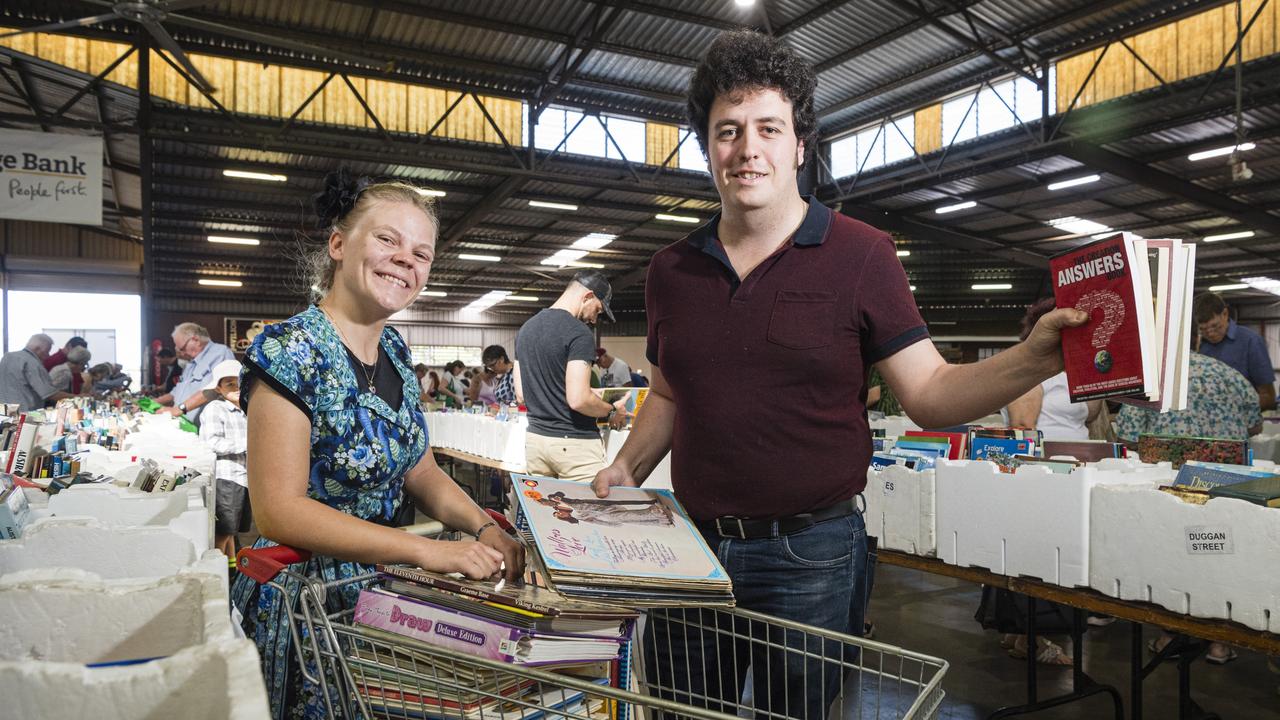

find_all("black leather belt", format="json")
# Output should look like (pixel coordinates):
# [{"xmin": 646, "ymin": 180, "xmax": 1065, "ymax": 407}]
[{"xmin": 700, "ymin": 497, "xmax": 858, "ymax": 540}]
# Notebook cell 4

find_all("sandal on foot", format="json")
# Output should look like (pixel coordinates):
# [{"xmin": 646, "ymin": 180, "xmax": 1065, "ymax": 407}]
[
  {"xmin": 1206, "ymin": 648, "xmax": 1238, "ymax": 665},
  {"xmin": 1009, "ymin": 638, "xmax": 1073, "ymax": 666}
]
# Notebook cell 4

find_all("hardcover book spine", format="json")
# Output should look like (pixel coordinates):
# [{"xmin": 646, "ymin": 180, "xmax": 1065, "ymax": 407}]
[{"xmin": 378, "ymin": 564, "xmax": 558, "ymax": 615}]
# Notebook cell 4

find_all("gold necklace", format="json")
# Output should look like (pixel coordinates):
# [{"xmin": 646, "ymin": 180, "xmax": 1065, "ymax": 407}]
[{"xmin": 321, "ymin": 305, "xmax": 380, "ymax": 394}]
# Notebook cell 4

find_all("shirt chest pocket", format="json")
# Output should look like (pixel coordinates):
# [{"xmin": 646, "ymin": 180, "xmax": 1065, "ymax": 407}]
[{"xmin": 767, "ymin": 290, "xmax": 838, "ymax": 350}]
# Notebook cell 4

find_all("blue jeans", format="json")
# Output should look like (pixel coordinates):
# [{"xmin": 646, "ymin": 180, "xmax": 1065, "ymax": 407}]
[{"xmin": 643, "ymin": 511, "xmax": 869, "ymax": 720}]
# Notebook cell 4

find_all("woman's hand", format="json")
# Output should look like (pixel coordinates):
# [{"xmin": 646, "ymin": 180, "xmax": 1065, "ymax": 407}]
[
  {"xmin": 478, "ymin": 525, "xmax": 526, "ymax": 582},
  {"xmin": 415, "ymin": 538, "xmax": 504, "ymax": 579}
]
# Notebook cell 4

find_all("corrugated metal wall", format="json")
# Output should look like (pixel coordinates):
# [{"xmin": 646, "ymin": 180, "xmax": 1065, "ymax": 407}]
[{"xmin": 1, "ymin": 219, "xmax": 142, "ymax": 293}]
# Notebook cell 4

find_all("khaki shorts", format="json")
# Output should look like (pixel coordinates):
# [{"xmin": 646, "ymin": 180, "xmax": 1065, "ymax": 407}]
[{"xmin": 524, "ymin": 433, "xmax": 605, "ymax": 483}]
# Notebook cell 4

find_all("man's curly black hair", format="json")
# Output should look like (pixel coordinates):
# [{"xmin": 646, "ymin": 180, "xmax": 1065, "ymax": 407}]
[{"xmin": 686, "ymin": 29, "xmax": 818, "ymax": 168}]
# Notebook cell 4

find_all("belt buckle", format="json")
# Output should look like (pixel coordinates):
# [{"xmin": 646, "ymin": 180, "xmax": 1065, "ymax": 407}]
[{"xmin": 714, "ymin": 516, "xmax": 748, "ymax": 540}]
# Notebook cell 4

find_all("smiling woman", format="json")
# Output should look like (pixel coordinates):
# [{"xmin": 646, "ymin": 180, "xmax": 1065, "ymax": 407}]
[{"xmin": 230, "ymin": 169, "xmax": 526, "ymax": 719}]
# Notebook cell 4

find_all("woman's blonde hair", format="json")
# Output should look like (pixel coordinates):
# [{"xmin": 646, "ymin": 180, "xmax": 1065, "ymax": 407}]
[{"xmin": 305, "ymin": 170, "xmax": 438, "ymax": 302}]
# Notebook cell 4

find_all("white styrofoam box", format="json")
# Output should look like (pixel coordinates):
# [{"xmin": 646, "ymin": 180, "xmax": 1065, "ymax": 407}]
[
  {"xmin": 605, "ymin": 429, "xmax": 672, "ymax": 490},
  {"xmin": 426, "ymin": 412, "xmax": 527, "ymax": 467},
  {"xmin": 936, "ymin": 459, "xmax": 1170, "ymax": 587},
  {"xmin": 1090, "ymin": 484, "xmax": 1280, "ymax": 632},
  {"xmin": 44, "ymin": 487, "xmax": 212, "ymax": 557},
  {"xmin": 870, "ymin": 416, "xmax": 921, "ymax": 440},
  {"xmin": 0, "ymin": 639, "xmax": 270, "ymax": 720},
  {"xmin": 0, "ymin": 519, "xmax": 224, "ymax": 583},
  {"xmin": 1249, "ymin": 434, "xmax": 1280, "ymax": 464},
  {"xmin": 863, "ymin": 465, "xmax": 936, "ymax": 556},
  {"xmin": 0, "ymin": 570, "xmax": 234, "ymax": 663}
]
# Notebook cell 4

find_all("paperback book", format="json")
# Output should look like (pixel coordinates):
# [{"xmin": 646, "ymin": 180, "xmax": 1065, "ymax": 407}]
[{"xmin": 1050, "ymin": 233, "xmax": 1194, "ymax": 407}]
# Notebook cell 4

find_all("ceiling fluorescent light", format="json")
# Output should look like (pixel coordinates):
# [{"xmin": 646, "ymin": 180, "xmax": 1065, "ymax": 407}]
[
  {"xmin": 1203, "ymin": 230, "xmax": 1255, "ymax": 242},
  {"xmin": 565, "ymin": 260, "xmax": 605, "ymax": 269},
  {"xmin": 529, "ymin": 200, "xmax": 579, "ymax": 211},
  {"xmin": 1188, "ymin": 142, "xmax": 1256, "ymax": 162},
  {"xmin": 1242, "ymin": 276, "xmax": 1280, "ymax": 296},
  {"xmin": 207, "ymin": 235, "xmax": 260, "ymax": 246},
  {"xmin": 1048, "ymin": 216, "xmax": 1114, "ymax": 236},
  {"xmin": 910, "ymin": 285, "xmax": 917, "ymax": 292},
  {"xmin": 198, "ymin": 278, "xmax": 243, "ymax": 288},
  {"xmin": 896, "ymin": 250, "xmax": 910, "ymax": 257},
  {"xmin": 459, "ymin": 253, "xmax": 501, "ymax": 262},
  {"xmin": 972, "ymin": 283, "xmax": 1012, "ymax": 290},
  {"xmin": 571, "ymin": 232, "xmax": 616, "ymax": 250},
  {"xmin": 541, "ymin": 249, "xmax": 589, "ymax": 266},
  {"xmin": 415, "ymin": 187, "xmax": 446, "ymax": 197},
  {"xmin": 419, "ymin": 290, "xmax": 448, "ymax": 297},
  {"xmin": 223, "ymin": 169, "xmax": 287, "ymax": 182},
  {"xmin": 463, "ymin": 290, "xmax": 512, "ymax": 312},
  {"xmin": 1208, "ymin": 283, "xmax": 1249, "ymax": 291},
  {"xmin": 655, "ymin": 213, "xmax": 700, "ymax": 223},
  {"xmin": 935, "ymin": 200, "xmax": 977, "ymax": 214},
  {"xmin": 1047, "ymin": 174, "xmax": 1101, "ymax": 191},
  {"xmin": 507, "ymin": 295, "xmax": 539, "ymax": 301}
]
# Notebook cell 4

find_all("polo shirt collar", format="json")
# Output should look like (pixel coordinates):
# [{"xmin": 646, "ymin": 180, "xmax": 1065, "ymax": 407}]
[
  {"xmin": 686, "ymin": 195, "xmax": 831, "ymax": 256},
  {"xmin": 1226, "ymin": 319, "xmax": 1238, "ymax": 341}
]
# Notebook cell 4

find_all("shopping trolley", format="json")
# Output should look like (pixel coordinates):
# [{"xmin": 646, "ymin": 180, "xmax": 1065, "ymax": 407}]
[{"xmin": 237, "ymin": 542, "xmax": 947, "ymax": 720}]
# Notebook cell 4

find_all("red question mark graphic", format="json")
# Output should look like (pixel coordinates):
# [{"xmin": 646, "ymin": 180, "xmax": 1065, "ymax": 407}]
[{"xmin": 1075, "ymin": 290, "xmax": 1125, "ymax": 349}]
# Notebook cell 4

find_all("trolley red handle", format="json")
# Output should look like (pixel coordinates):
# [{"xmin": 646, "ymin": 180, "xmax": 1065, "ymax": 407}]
[
  {"xmin": 236, "ymin": 544, "xmax": 312, "ymax": 584},
  {"xmin": 485, "ymin": 508, "xmax": 516, "ymax": 535}
]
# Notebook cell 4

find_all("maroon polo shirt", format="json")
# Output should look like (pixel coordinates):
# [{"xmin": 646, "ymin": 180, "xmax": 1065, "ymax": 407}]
[{"xmin": 645, "ymin": 197, "xmax": 928, "ymax": 522}]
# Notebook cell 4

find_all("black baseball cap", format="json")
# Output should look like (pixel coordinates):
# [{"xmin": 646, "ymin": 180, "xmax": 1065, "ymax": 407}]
[{"xmin": 573, "ymin": 269, "xmax": 615, "ymax": 322}]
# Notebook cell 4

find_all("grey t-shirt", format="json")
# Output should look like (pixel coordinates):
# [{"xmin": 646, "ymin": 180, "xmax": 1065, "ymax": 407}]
[
  {"xmin": 515, "ymin": 308, "xmax": 599, "ymax": 439},
  {"xmin": 0, "ymin": 349, "xmax": 57, "ymax": 412}
]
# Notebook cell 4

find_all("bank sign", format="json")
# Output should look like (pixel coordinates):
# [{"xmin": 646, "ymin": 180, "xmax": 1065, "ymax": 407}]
[{"xmin": 0, "ymin": 129, "xmax": 103, "ymax": 226}]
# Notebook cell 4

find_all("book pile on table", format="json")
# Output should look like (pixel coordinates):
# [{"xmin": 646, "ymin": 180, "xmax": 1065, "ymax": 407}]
[
  {"xmin": 1159, "ymin": 460, "xmax": 1280, "ymax": 507},
  {"xmin": 966, "ymin": 427, "xmax": 1044, "ymax": 472},
  {"xmin": 512, "ymin": 474, "xmax": 734, "ymax": 607},
  {"xmin": 352, "ymin": 565, "xmax": 635, "ymax": 719},
  {"xmin": 1051, "ymin": 233, "xmax": 1195, "ymax": 410}
]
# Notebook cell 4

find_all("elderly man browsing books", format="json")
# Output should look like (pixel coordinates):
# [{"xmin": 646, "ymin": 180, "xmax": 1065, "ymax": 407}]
[{"xmin": 591, "ymin": 29, "xmax": 1088, "ymax": 720}]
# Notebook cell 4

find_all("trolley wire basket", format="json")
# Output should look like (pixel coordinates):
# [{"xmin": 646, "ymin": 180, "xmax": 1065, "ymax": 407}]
[{"xmin": 237, "ymin": 545, "xmax": 946, "ymax": 720}]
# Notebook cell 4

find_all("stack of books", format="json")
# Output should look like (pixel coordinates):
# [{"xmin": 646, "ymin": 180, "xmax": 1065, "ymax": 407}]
[
  {"xmin": 351, "ymin": 566, "xmax": 635, "ymax": 719},
  {"xmin": 0, "ymin": 472, "xmax": 31, "ymax": 539},
  {"xmin": 1051, "ymin": 233, "xmax": 1195, "ymax": 410},
  {"xmin": 1160, "ymin": 461, "xmax": 1280, "ymax": 508},
  {"xmin": 968, "ymin": 427, "xmax": 1043, "ymax": 472},
  {"xmin": 512, "ymin": 474, "xmax": 734, "ymax": 607},
  {"xmin": 1136, "ymin": 434, "xmax": 1249, "ymax": 468}
]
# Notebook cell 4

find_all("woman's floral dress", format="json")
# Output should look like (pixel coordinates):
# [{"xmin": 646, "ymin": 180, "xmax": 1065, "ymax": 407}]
[{"xmin": 229, "ymin": 306, "xmax": 427, "ymax": 719}]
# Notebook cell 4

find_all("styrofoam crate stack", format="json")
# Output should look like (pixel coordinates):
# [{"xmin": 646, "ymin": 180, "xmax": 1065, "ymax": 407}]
[
  {"xmin": 935, "ymin": 458, "xmax": 1172, "ymax": 587},
  {"xmin": 1089, "ymin": 484, "xmax": 1280, "ymax": 632},
  {"xmin": 0, "ymin": 519, "xmax": 225, "ymax": 586},
  {"xmin": 0, "ymin": 570, "xmax": 236, "ymax": 663},
  {"xmin": 1, "ymin": 640, "xmax": 269, "ymax": 720},
  {"xmin": 426, "ymin": 412, "xmax": 527, "ymax": 467},
  {"xmin": 863, "ymin": 464, "xmax": 936, "ymax": 556}
]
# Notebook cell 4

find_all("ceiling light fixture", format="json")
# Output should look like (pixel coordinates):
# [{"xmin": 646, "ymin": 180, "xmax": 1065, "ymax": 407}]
[
  {"xmin": 972, "ymin": 283, "xmax": 1012, "ymax": 290},
  {"xmin": 223, "ymin": 169, "xmax": 287, "ymax": 182},
  {"xmin": 198, "ymin": 278, "xmax": 243, "ymax": 288},
  {"xmin": 207, "ymin": 235, "xmax": 261, "ymax": 246},
  {"xmin": 1188, "ymin": 142, "xmax": 1256, "ymax": 162},
  {"xmin": 655, "ymin": 213, "xmax": 700, "ymax": 224},
  {"xmin": 415, "ymin": 187, "xmax": 446, "ymax": 198},
  {"xmin": 566, "ymin": 260, "xmax": 606, "ymax": 269},
  {"xmin": 935, "ymin": 200, "xmax": 977, "ymax": 214},
  {"xmin": 1208, "ymin": 283, "xmax": 1249, "ymax": 291},
  {"xmin": 1242, "ymin": 276, "xmax": 1280, "ymax": 296},
  {"xmin": 458, "ymin": 253, "xmax": 501, "ymax": 262},
  {"xmin": 1047, "ymin": 216, "xmax": 1115, "ymax": 237},
  {"xmin": 529, "ymin": 200, "xmax": 579, "ymax": 211},
  {"xmin": 1203, "ymin": 230, "xmax": 1255, "ymax": 242},
  {"xmin": 507, "ymin": 295, "xmax": 539, "ymax": 301},
  {"xmin": 896, "ymin": 250, "xmax": 910, "ymax": 257},
  {"xmin": 910, "ymin": 285, "xmax": 917, "ymax": 292},
  {"xmin": 541, "ymin": 249, "xmax": 589, "ymax": 267},
  {"xmin": 1047, "ymin": 174, "xmax": 1101, "ymax": 191},
  {"xmin": 571, "ymin": 232, "xmax": 617, "ymax": 250},
  {"xmin": 463, "ymin": 290, "xmax": 512, "ymax": 312},
  {"xmin": 420, "ymin": 290, "xmax": 448, "ymax": 297}
]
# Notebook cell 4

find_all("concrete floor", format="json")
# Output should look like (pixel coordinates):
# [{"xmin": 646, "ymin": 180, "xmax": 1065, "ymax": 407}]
[{"xmin": 869, "ymin": 563, "xmax": 1279, "ymax": 719}]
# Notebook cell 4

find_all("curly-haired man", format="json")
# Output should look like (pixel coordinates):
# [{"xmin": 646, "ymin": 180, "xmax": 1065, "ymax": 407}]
[{"xmin": 594, "ymin": 29, "xmax": 1087, "ymax": 719}]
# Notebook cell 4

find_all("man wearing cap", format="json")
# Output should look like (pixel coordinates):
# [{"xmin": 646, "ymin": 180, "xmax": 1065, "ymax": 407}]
[
  {"xmin": 595, "ymin": 347, "xmax": 632, "ymax": 387},
  {"xmin": 514, "ymin": 271, "xmax": 627, "ymax": 483},
  {"xmin": 198, "ymin": 359, "xmax": 249, "ymax": 558}
]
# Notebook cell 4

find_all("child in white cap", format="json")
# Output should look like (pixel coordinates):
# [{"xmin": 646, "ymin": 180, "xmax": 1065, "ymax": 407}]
[{"xmin": 199, "ymin": 359, "xmax": 248, "ymax": 559}]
